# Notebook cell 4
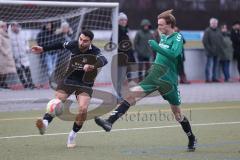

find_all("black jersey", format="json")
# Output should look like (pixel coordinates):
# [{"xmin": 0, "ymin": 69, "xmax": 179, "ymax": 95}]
[{"xmin": 43, "ymin": 41, "xmax": 108, "ymax": 87}]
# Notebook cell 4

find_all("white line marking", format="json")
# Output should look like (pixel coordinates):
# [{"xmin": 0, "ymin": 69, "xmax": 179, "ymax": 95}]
[
  {"xmin": 0, "ymin": 105, "xmax": 239, "ymax": 122},
  {"xmin": 0, "ymin": 117, "xmax": 39, "ymax": 121},
  {"xmin": 0, "ymin": 121, "xmax": 239, "ymax": 140}
]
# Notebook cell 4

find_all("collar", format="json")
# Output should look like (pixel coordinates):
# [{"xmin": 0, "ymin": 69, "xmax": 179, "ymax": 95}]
[{"xmin": 79, "ymin": 44, "xmax": 92, "ymax": 53}]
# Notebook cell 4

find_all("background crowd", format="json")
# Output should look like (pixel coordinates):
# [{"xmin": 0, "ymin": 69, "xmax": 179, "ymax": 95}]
[{"xmin": 0, "ymin": 10, "xmax": 240, "ymax": 90}]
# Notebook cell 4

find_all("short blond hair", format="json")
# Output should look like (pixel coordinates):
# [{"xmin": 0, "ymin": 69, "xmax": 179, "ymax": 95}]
[{"xmin": 157, "ymin": 9, "xmax": 176, "ymax": 28}]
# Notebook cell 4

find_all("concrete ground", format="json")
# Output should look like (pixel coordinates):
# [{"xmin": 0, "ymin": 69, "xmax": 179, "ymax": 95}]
[{"xmin": 0, "ymin": 82, "xmax": 239, "ymax": 112}]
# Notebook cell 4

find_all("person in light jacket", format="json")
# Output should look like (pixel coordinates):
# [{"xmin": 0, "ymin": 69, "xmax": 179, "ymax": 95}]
[
  {"xmin": 0, "ymin": 21, "xmax": 16, "ymax": 89},
  {"xmin": 9, "ymin": 22, "xmax": 35, "ymax": 89}
]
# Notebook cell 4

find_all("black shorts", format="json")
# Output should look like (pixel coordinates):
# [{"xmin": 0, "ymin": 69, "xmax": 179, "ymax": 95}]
[{"xmin": 56, "ymin": 80, "xmax": 93, "ymax": 97}]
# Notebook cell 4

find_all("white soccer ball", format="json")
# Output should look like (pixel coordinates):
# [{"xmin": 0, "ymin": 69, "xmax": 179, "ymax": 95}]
[{"xmin": 46, "ymin": 99, "xmax": 63, "ymax": 117}]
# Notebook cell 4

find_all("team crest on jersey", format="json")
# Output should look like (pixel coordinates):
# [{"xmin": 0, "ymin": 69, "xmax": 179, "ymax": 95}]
[
  {"xmin": 159, "ymin": 43, "xmax": 170, "ymax": 49},
  {"xmin": 82, "ymin": 57, "xmax": 88, "ymax": 63}
]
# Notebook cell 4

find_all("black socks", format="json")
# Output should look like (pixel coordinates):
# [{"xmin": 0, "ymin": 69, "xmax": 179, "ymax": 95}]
[
  {"xmin": 72, "ymin": 122, "xmax": 83, "ymax": 133},
  {"xmin": 179, "ymin": 116, "xmax": 194, "ymax": 139},
  {"xmin": 107, "ymin": 100, "xmax": 131, "ymax": 124},
  {"xmin": 43, "ymin": 113, "xmax": 54, "ymax": 123}
]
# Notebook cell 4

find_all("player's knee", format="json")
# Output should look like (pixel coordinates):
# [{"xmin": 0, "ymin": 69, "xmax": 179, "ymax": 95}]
[
  {"xmin": 125, "ymin": 95, "xmax": 136, "ymax": 106},
  {"xmin": 55, "ymin": 94, "xmax": 67, "ymax": 102},
  {"xmin": 170, "ymin": 105, "xmax": 183, "ymax": 122},
  {"xmin": 173, "ymin": 113, "xmax": 183, "ymax": 122},
  {"xmin": 78, "ymin": 106, "xmax": 87, "ymax": 115},
  {"xmin": 130, "ymin": 86, "xmax": 144, "ymax": 92}
]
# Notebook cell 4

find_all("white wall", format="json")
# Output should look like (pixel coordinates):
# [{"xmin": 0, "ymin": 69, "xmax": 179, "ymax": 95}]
[
  {"xmin": 184, "ymin": 49, "xmax": 239, "ymax": 80},
  {"xmin": 8, "ymin": 30, "xmax": 239, "ymax": 85}
]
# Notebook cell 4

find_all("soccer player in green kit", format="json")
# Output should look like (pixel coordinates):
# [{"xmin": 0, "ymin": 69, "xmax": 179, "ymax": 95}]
[{"xmin": 95, "ymin": 10, "xmax": 197, "ymax": 152}]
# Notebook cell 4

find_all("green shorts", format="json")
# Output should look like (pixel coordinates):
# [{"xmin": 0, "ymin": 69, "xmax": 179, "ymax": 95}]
[{"xmin": 139, "ymin": 64, "xmax": 181, "ymax": 105}]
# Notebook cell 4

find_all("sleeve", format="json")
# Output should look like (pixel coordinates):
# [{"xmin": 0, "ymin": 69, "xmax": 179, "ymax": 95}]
[
  {"xmin": 42, "ymin": 42, "xmax": 64, "ymax": 51},
  {"xmin": 36, "ymin": 32, "xmax": 43, "ymax": 46},
  {"xmin": 148, "ymin": 35, "xmax": 183, "ymax": 60},
  {"xmin": 94, "ymin": 48, "xmax": 108, "ymax": 68},
  {"xmin": 42, "ymin": 41, "xmax": 73, "ymax": 52}
]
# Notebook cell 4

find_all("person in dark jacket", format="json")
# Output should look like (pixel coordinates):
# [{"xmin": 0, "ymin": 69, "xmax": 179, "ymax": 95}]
[
  {"xmin": 202, "ymin": 18, "xmax": 224, "ymax": 82},
  {"xmin": 134, "ymin": 19, "xmax": 153, "ymax": 81},
  {"xmin": 152, "ymin": 25, "xmax": 161, "ymax": 59},
  {"xmin": 219, "ymin": 24, "xmax": 233, "ymax": 82},
  {"xmin": 55, "ymin": 21, "xmax": 73, "ymax": 70},
  {"xmin": 36, "ymin": 22, "xmax": 58, "ymax": 80},
  {"xmin": 113, "ymin": 12, "xmax": 136, "ymax": 101},
  {"xmin": 174, "ymin": 26, "xmax": 190, "ymax": 84},
  {"xmin": 230, "ymin": 21, "xmax": 240, "ymax": 81}
]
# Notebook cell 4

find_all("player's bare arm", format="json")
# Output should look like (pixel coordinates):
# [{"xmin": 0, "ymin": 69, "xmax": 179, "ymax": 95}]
[{"xmin": 31, "ymin": 46, "xmax": 44, "ymax": 54}]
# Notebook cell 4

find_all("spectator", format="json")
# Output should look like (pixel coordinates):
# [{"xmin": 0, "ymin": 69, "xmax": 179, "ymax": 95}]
[
  {"xmin": 8, "ymin": 22, "xmax": 36, "ymax": 89},
  {"xmin": 37, "ymin": 22, "xmax": 58, "ymax": 78},
  {"xmin": 219, "ymin": 24, "xmax": 233, "ymax": 82},
  {"xmin": 202, "ymin": 18, "xmax": 223, "ymax": 82},
  {"xmin": 55, "ymin": 21, "xmax": 73, "ymax": 42},
  {"xmin": 134, "ymin": 19, "xmax": 153, "ymax": 81},
  {"xmin": 230, "ymin": 21, "xmax": 240, "ymax": 81},
  {"xmin": 113, "ymin": 12, "xmax": 136, "ymax": 101},
  {"xmin": 0, "ymin": 21, "xmax": 16, "ymax": 89},
  {"xmin": 55, "ymin": 21, "xmax": 73, "ymax": 69},
  {"xmin": 174, "ymin": 26, "xmax": 190, "ymax": 84},
  {"xmin": 152, "ymin": 25, "xmax": 161, "ymax": 59}
]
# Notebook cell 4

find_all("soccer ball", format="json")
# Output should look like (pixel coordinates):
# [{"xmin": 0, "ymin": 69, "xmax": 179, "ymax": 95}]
[{"xmin": 46, "ymin": 99, "xmax": 63, "ymax": 117}]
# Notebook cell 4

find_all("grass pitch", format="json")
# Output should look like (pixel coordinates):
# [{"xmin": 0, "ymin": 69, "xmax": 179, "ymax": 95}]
[{"xmin": 0, "ymin": 101, "xmax": 240, "ymax": 160}]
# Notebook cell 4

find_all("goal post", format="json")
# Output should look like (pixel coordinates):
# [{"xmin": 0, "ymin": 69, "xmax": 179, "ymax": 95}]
[{"xmin": 0, "ymin": 0, "xmax": 119, "ymax": 89}]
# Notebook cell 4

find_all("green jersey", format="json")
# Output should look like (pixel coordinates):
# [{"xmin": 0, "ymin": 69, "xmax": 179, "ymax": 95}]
[
  {"xmin": 139, "ymin": 32, "xmax": 183, "ymax": 105},
  {"xmin": 154, "ymin": 32, "xmax": 183, "ymax": 74},
  {"xmin": 149, "ymin": 32, "xmax": 183, "ymax": 84}
]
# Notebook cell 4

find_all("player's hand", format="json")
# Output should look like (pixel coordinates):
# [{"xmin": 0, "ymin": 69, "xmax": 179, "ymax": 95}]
[
  {"xmin": 148, "ymin": 40, "xmax": 160, "ymax": 52},
  {"xmin": 31, "ymin": 46, "xmax": 44, "ymax": 54},
  {"xmin": 83, "ymin": 64, "xmax": 95, "ymax": 72}
]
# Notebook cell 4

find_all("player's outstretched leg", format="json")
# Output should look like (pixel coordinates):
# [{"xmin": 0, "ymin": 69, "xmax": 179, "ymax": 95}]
[
  {"xmin": 36, "ymin": 113, "xmax": 53, "ymax": 135},
  {"xmin": 95, "ymin": 117, "xmax": 112, "ymax": 132},
  {"xmin": 95, "ymin": 100, "xmax": 130, "ymax": 132}
]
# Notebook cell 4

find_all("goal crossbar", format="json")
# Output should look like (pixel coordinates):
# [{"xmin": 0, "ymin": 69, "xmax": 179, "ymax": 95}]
[{"xmin": 0, "ymin": 0, "xmax": 119, "ymax": 8}]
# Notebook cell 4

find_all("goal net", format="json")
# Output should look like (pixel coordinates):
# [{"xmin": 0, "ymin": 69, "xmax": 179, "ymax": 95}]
[{"xmin": 0, "ymin": 1, "xmax": 119, "ymax": 90}]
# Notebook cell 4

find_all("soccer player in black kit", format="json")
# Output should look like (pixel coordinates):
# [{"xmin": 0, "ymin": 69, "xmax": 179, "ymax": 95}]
[{"xmin": 32, "ymin": 30, "xmax": 108, "ymax": 148}]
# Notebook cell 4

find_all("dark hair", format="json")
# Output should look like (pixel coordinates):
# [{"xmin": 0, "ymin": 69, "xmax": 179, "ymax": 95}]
[
  {"xmin": 81, "ymin": 30, "xmax": 94, "ymax": 41},
  {"xmin": 232, "ymin": 20, "xmax": 240, "ymax": 26},
  {"xmin": 42, "ymin": 22, "xmax": 56, "ymax": 32},
  {"xmin": 220, "ymin": 22, "xmax": 227, "ymax": 28},
  {"xmin": 158, "ymin": 9, "xmax": 176, "ymax": 28}
]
